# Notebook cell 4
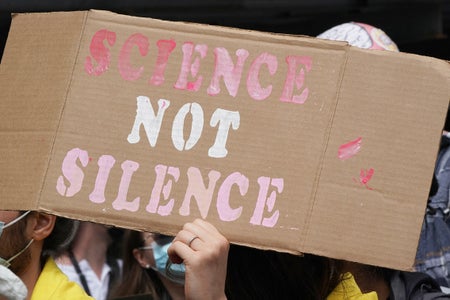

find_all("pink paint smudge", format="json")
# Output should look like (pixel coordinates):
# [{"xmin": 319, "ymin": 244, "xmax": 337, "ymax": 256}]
[
  {"xmin": 353, "ymin": 168, "xmax": 374, "ymax": 190},
  {"xmin": 338, "ymin": 137, "xmax": 362, "ymax": 160}
]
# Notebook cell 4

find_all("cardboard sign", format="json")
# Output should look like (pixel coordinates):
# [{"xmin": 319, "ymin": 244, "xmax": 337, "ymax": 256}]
[{"xmin": 1, "ymin": 10, "xmax": 449, "ymax": 270}]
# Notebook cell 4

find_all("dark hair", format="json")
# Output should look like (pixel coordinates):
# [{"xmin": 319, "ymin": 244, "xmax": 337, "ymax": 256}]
[
  {"xmin": 110, "ymin": 230, "xmax": 167, "ymax": 300},
  {"xmin": 41, "ymin": 215, "xmax": 79, "ymax": 261},
  {"xmin": 225, "ymin": 244, "xmax": 343, "ymax": 300},
  {"xmin": 14, "ymin": 212, "xmax": 78, "ymax": 267}
]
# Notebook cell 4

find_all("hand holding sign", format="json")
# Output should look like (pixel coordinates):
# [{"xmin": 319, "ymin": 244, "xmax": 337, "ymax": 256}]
[{"xmin": 168, "ymin": 219, "xmax": 229, "ymax": 300}]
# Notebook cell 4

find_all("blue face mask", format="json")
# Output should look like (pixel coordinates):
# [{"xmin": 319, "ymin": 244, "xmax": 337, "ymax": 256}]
[
  {"xmin": 0, "ymin": 211, "xmax": 34, "ymax": 268},
  {"xmin": 151, "ymin": 241, "xmax": 185, "ymax": 285}
]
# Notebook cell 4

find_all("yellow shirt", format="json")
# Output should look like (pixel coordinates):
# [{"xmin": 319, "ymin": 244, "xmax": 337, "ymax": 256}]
[
  {"xmin": 31, "ymin": 257, "xmax": 93, "ymax": 300},
  {"xmin": 327, "ymin": 273, "xmax": 379, "ymax": 300}
]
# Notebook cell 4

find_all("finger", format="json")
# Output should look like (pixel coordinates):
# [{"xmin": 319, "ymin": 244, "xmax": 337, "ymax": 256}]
[
  {"xmin": 193, "ymin": 219, "xmax": 222, "ymax": 236},
  {"xmin": 167, "ymin": 239, "xmax": 193, "ymax": 264},
  {"xmin": 190, "ymin": 219, "xmax": 225, "ymax": 243},
  {"xmin": 182, "ymin": 220, "xmax": 214, "ymax": 244},
  {"xmin": 173, "ymin": 228, "xmax": 203, "ymax": 250}
]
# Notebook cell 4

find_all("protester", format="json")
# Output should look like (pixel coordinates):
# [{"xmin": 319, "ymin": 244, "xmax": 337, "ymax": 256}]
[
  {"xmin": 168, "ymin": 218, "xmax": 385, "ymax": 299},
  {"xmin": 166, "ymin": 218, "xmax": 381, "ymax": 299},
  {"xmin": 415, "ymin": 109, "xmax": 450, "ymax": 289},
  {"xmin": 168, "ymin": 219, "xmax": 229, "ymax": 300},
  {"xmin": 316, "ymin": 21, "xmax": 399, "ymax": 51},
  {"xmin": 0, "ymin": 210, "xmax": 93, "ymax": 299},
  {"xmin": 112, "ymin": 219, "xmax": 356, "ymax": 299},
  {"xmin": 55, "ymin": 222, "xmax": 123, "ymax": 300},
  {"xmin": 225, "ymin": 243, "xmax": 350, "ymax": 299},
  {"xmin": 166, "ymin": 217, "xmax": 450, "ymax": 299},
  {"xmin": 341, "ymin": 258, "xmax": 450, "ymax": 299},
  {"xmin": 110, "ymin": 230, "xmax": 185, "ymax": 300}
]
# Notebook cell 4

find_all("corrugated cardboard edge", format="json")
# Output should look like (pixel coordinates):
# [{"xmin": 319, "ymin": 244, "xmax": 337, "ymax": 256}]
[
  {"xmin": 300, "ymin": 45, "xmax": 350, "ymax": 250},
  {"xmin": 37, "ymin": 11, "xmax": 91, "ymax": 216}
]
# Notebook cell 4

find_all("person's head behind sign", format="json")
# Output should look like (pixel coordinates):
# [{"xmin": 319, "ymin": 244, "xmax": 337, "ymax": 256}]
[
  {"xmin": 317, "ymin": 22, "xmax": 399, "ymax": 52},
  {"xmin": 0, "ymin": 210, "xmax": 92, "ymax": 299}
]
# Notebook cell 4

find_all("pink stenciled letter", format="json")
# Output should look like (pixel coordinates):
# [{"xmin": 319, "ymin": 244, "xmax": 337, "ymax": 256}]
[
  {"xmin": 89, "ymin": 155, "xmax": 116, "ymax": 204},
  {"xmin": 179, "ymin": 167, "xmax": 221, "ymax": 218},
  {"xmin": 174, "ymin": 42, "xmax": 208, "ymax": 91},
  {"xmin": 85, "ymin": 29, "xmax": 116, "ymax": 76},
  {"xmin": 118, "ymin": 33, "xmax": 149, "ymax": 81},
  {"xmin": 250, "ymin": 177, "xmax": 283, "ymax": 227},
  {"xmin": 280, "ymin": 56, "xmax": 312, "ymax": 104},
  {"xmin": 217, "ymin": 172, "xmax": 249, "ymax": 222},
  {"xmin": 247, "ymin": 52, "xmax": 278, "ymax": 101},
  {"xmin": 56, "ymin": 148, "xmax": 89, "ymax": 197},
  {"xmin": 149, "ymin": 39, "xmax": 176, "ymax": 86},
  {"xmin": 146, "ymin": 164, "xmax": 180, "ymax": 216},
  {"xmin": 111, "ymin": 160, "xmax": 140, "ymax": 212},
  {"xmin": 207, "ymin": 47, "xmax": 249, "ymax": 97}
]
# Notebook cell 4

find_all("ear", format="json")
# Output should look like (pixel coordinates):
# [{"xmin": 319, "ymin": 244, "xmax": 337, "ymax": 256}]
[
  {"xmin": 133, "ymin": 248, "xmax": 150, "ymax": 268},
  {"xmin": 29, "ymin": 213, "xmax": 56, "ymax": 241}
]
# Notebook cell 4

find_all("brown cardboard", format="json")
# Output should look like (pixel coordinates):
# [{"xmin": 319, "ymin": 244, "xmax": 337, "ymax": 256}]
[{"xmin": 1, "ymin": 10, "xmax": 449, "ymax": 270}]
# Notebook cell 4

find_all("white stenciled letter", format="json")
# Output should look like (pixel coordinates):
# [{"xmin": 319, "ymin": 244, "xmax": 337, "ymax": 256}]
[
  {"xmin": 208, "ymin": 109, "xmax": 240, "ymax": 158},
  {"xmin": 127, "ymin": 96, "xmax": 170, "ymax": 147},
  {"xmin": 172, "ymin": 102, "xmax": 204, "ymax": 151}
]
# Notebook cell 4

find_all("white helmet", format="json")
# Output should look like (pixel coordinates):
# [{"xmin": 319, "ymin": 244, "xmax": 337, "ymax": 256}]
[{"xmin": 317, "ymin": 22, "xmax": 399, "ymax": 52}]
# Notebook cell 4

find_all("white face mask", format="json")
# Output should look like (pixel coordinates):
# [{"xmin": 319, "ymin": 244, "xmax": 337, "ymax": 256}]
[
  {"xmin": 0, "ymin": 211, "xmax": 34, "ymax": 268},
  {"xmin": 0, "ymin": 264, "xmax": 28, "ymax": 300}
]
